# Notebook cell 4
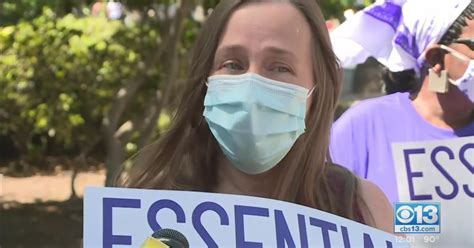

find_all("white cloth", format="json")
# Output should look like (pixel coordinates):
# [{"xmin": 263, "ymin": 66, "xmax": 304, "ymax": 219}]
[{"xmin": 331, "ymin": 0, "xmax": 471, "ymax": 73}]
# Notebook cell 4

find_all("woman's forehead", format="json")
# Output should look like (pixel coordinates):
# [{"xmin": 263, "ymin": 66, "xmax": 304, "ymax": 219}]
[{"xmin": 216, "ymin": 2, "xmax": 313, "ymax": 56}]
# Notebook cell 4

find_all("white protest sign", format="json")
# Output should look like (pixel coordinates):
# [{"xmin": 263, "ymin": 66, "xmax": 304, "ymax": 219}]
[
  {"xmin": 392, "ymin": 136, "xmax": 474, "ymax": 247},
  {"xmin": 84, "ymin": 187, "xmax": 407, "ymax": 248}
]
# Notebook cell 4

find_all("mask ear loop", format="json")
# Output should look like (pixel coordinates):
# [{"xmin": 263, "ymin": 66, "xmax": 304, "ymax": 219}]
[
  {"xmin": 197, "ymin": 79, "xmax": 209, "ymax": 128},
  {"xmin": 440, "ymin": 45, "xmax": 470, "ymax": 62},
  {"xmin": 307, "ymin": 85, "xmax": 317, "ymax": 98},
  {"xmin": 439, "ymin": 44, "xmax": 472, "ymax": 87}
]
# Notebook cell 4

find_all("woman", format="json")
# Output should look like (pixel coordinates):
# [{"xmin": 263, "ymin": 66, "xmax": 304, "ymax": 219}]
[{"xmin": 118, "ymin": 0, "xmax": 392, "ymax": 233}]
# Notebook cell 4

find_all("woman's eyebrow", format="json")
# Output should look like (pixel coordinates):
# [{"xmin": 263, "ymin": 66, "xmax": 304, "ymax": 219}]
[
  {"xmin": 214, "ymin": 44, "xmax": 297, "ymax": 62},
  {"xmin": 214, "ymin": 44, "xmax": 247, "ymax": 59},
  {"xmin": 262, "ymin": 46, "xmax": 298, "ymax": 62}
]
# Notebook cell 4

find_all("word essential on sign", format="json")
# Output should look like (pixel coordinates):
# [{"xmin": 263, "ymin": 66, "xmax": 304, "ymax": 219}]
[{"xmin": 84, "ymin": 187, "xmax": 407, "ymax": 248}]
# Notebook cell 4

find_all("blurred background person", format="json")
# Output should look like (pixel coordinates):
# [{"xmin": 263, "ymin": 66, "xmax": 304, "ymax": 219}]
[
  {"xmin": 106, "ymin": 0, "xmax": 123, "ymax": 20},
  {"xmin": 92, "ymin": 0, "xmax": 106, "ymax": 17},
  {"xmin": 330, "ymin": 0, "xmax": 473, "ymax": 247},
  {"xmin": 331, "ymin": 0, "xmax": 473, "ymax": 206},
  {"xmin": 92, "ymin": 0, "xmax": 123, "ymax": 19}
]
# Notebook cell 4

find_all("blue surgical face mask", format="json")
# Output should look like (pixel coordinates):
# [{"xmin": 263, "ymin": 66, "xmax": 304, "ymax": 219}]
[
  {"xmin": 451, "ymin": 60, "xmax": 474, "ymax": 102},
  {"xmin": 203, "ymin": 73, "xmax": 314, "ymax": 174}
]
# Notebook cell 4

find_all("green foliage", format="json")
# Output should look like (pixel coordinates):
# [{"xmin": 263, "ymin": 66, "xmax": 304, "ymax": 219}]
[
  {"xmin": 0, "ymin": 0, "xmax": 94, "ymax": 26},
  {"xmin": 0, "ymin": 8, "xmax": 170, "ymax": 158},
  {"xmin": 1, "ymin": 0, "xmax": 55, "ymax": 25}
]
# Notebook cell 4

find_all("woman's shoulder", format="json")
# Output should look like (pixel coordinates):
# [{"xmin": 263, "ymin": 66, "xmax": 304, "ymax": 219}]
[
  {"xmin": 325, "ymin": 163, "xmax": 362, "ymax": 221},
  {"xmin": 357, "ymin": 178, "xmax": 394, "ymax": 233},
  {"xmin": 326, "ymin": 163, "xmax": 357, "ymax": 185},
  {"xmin": 327, "ymin": 163, "xmax": 393, "ymax": 233}
]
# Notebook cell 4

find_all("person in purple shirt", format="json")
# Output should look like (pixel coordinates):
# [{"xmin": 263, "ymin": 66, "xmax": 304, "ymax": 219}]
[
  {"xmin": 330, "ymin": 0, "xmax": 474, "ymax": 204},
  {"xmin": 330, "ymin": 91, "xmax": 474, "ymax": 203}
]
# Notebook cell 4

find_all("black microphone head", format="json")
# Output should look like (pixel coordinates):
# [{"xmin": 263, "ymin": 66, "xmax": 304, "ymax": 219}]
[{"xmin": 151, "ymin": 228, "xmax": 189, "ymax": 248}]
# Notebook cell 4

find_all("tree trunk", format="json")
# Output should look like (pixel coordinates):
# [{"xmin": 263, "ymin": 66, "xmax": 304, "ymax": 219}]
[
  {"xmin": 138, "ymin": 1, "xmax": 194, "ymax": 148},
  {"xmin": 69, "ymin": 154, "xmax": 83, "ymax": 200},
  {"xmin": 137, "ymin": 91, "xmax": 163, "ymax": 149},
  {"xmin": 104, "ymin": 130, "xmax": 126, "ymax": 186},
  {"xmin": 69, "ymin": 137, "xmax": 101, "ymax": 198}
]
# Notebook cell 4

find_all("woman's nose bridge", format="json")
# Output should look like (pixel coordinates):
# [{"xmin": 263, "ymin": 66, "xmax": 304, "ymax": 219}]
[{"xmin": 246, "ymin": 62, "xmax": 264, "ymax": 75}]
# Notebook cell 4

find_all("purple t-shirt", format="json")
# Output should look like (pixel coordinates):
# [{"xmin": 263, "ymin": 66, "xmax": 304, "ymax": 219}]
[{"xmin": 330, "ymin": 92, "xmax": 474, "ymax": 203}]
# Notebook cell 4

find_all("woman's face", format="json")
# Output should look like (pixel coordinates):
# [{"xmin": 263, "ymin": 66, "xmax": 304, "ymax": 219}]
[{"xmin": 211, "ymin": 2, "xmax": 315, "ymax": 91}]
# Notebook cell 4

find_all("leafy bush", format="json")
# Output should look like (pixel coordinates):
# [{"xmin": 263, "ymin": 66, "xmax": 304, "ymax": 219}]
[{"xmin": 0, "ymin": 8, "xmax": 166, "ymax": 160}]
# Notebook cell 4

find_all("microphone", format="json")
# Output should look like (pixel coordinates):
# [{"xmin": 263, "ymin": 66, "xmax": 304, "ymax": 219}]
[
  {"xmin": 141, "ymin": 228, "xmax": 189, "ymax": 248},
  {"xmin": 140, "ymin": 236, "xmax": 169, "ymax": 248}
]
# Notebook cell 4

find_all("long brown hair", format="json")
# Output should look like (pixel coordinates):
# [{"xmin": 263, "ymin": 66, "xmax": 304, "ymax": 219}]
[{"xmin": 118, "ymin": 0, "xmax": 364, "ymax": 222}]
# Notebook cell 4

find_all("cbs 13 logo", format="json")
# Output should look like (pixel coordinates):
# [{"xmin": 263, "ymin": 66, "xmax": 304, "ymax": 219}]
[{"xmin": 394, "ymin": 203, "xmax": 440, "ymax": 231}]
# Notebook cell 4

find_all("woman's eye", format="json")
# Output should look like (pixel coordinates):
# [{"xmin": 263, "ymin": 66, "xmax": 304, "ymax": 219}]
[
  {"xmin": 276, "ymin": 66, "xmax": 290, "ymax": 73},
  {"xmin": 271, "ymin": 65, "xmax": 291, "ymax": 73},
  {"xmin": 222, "ymin": 61, "xmax": 243, "ymax": 71}
]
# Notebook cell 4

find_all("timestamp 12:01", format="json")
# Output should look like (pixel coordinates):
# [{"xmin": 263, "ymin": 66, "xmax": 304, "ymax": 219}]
[
  {"xmin": 396, "ymin": 235, "xmax": 440, "ymax": 244},
  {"xmin": 396, "ymin": 235, "xmax": 415, "ymax": 243}
]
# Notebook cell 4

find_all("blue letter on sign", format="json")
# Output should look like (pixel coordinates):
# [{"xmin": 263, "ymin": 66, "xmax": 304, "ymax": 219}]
[
  {"xmin": 147, "ymin": 199, "xmax": 186, "ymax": 231},
  {"xmin": 309, "ymin": 217, "xmax": 337, "ymax": 248},
  {"xmin": 192, "ymin": 201, "xmax": 230, "ymax": 248},
  {"xmin": 460, "ymin": 143, "xmax": 474, "ymax": 197},
  {"xmin": 403, "ymin": 148, "xmax": 432, "ymax": 200},
  {"xmin": 275, "ymin": 210, "xmax": 296, "ymax": 248},
  {"xmin": 431, "ymin": 146, "xmax": 458, "ymax": 200},
  {"xmin": 298, "ymin": 214, "xmax": 309, "ymax": 248},
  {"xmin": 103, "ymin": 197, "xmax": 141, "ymax": 248},
  {"xmin": 235, "ymin": 205, "xmax": 269, "ymax": 248}
]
